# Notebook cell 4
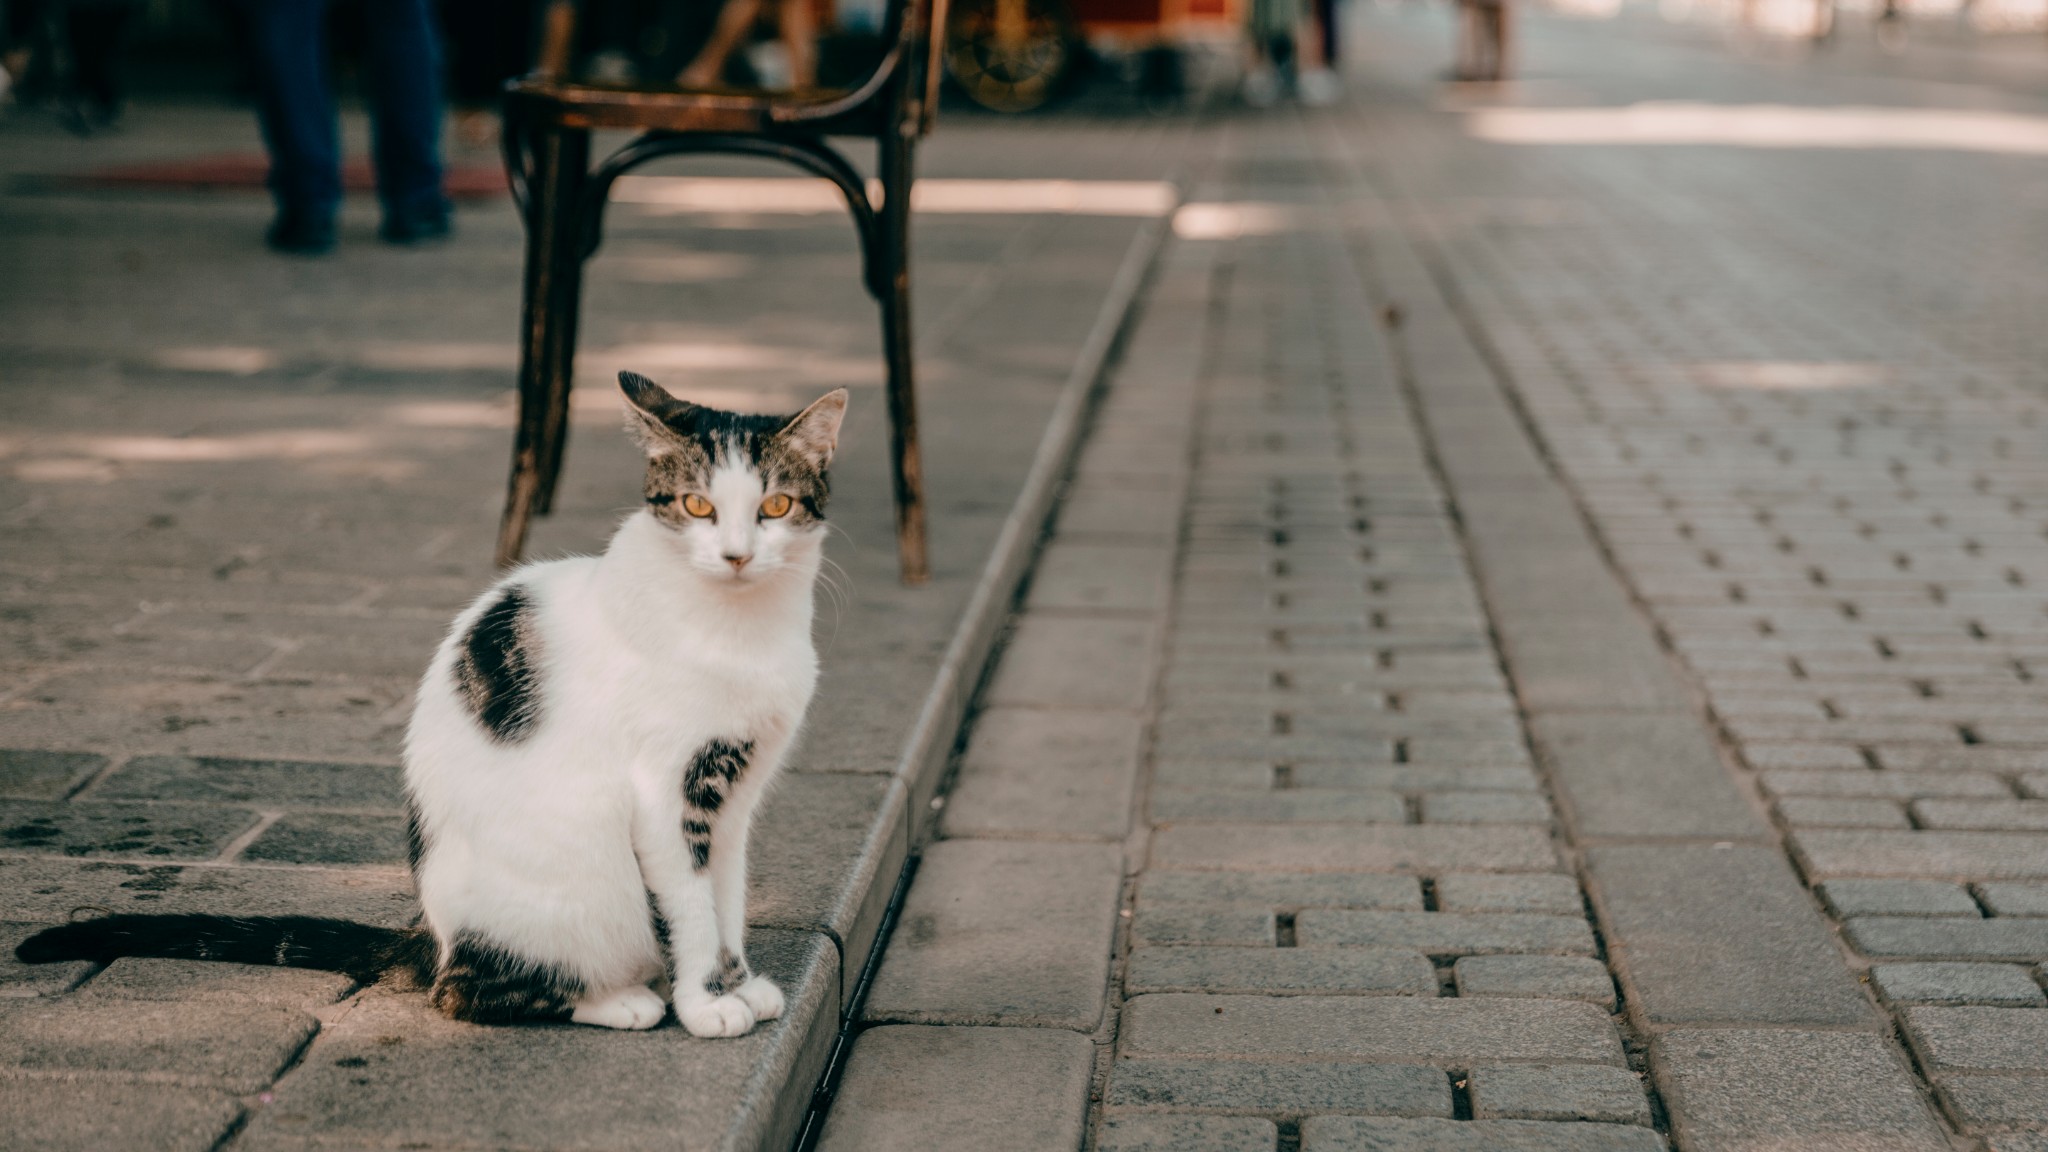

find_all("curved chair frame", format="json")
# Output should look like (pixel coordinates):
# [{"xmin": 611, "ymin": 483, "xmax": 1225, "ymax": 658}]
[{"xmin": 493, "ymin": 0, "xmax": 948, "ymax": 584}]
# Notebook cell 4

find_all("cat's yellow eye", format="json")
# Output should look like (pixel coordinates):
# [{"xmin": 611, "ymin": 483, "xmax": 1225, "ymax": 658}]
[
  {"xmin": 760, "ymin": 493, "xmax": 793, "ymax": 520},
  {"xmin": 682, "ymin": 494, "xmax": 715, "ymax": 519}
]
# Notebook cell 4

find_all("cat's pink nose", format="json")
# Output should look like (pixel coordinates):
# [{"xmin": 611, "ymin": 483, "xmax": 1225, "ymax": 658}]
[{"xmin": 724, "ymin": 553, "xmax": 751, "ymax": 572}]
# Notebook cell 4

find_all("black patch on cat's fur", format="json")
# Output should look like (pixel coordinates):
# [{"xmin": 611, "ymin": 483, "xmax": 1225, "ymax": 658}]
[
  {"xmin": 430, "ymin": 933, "xmax": 579, "ymax": 1024},
  {"xmin": 704, "ymin": 947, "xmax": 750, "ymax": 996},
  {"xmin": 682, "ymin": 738, "xmax": 754, "ymax": 870},
  {"xmin": 453, "ymin": 586, "xmax": 542, "ymax": 743},
  {"xmin": 403, "ymin": 796, "xmax": 429, "ymax": 873}
]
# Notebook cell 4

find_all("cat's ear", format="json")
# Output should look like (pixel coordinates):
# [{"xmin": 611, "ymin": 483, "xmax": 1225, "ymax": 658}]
[
  {"xmin": 619, "ymin": 371, "xmax": 698, "ymax": 456},
  {"xmin": 778, "ymin": 389, "xmax": 848, "ymax": 470}
]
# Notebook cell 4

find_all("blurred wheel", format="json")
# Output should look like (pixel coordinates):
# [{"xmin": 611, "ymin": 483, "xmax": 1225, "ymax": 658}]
[{"xmin": 945, "ymin": 0, "xmax": 1081, "ymax": 113}]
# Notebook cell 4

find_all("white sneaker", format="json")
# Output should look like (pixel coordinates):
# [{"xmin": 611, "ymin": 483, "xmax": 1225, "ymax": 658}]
[
  {"xmin": 1299, "ymin": 68, "xmax": 1341, "ymax": 106},
  {"xmin": 1243, "ymin": 65, "xmax": 1280, "ymax": 108}
]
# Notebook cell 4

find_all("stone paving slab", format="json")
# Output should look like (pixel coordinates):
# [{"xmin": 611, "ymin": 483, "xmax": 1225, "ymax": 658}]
[
  {"xmin": 1937, "ymin": 1076, "xmax": 2048, "ymax": 1134},
  {"xmin": 1587, "ymin": 844, "xmax": 1870, "ymax": 1025},
  {"xmin": 0, "ymin": 996, "xmax": 318, "ymax": 1092},
  {"xmin": 1125, "ymin": 947, "xmax": 1438, "ymax": 996},
  {"xmin": 1137, "ymin": 871, "xmax": 1423, "ymax": 910},
  {"xmin": 0, "ymin": 1076, "xmax": 244, "ymax": 1152},
  {"xmin": 0, "ymin": 857, "xmax": 418, "ymax": 925},
  {"xmin": 81, "ymin": 957, "xmax": 354, "ymax": 1008},
  {"xmin": 1870, "ymin": 962, "xmax": 2046, "ymax": 1007},
  {"xmin": 1653, "ymin": 1029, "xmax": 1949, "ymax": 1152},
  {"xmin": 815, "ymin": 1026, "xmax": 1094, "ymax": 1152},
  {"xmin": 1150, "ymin": 824, "xmax": 1560, "ymax": 874},
  {"xmin": 1468, "ymin": 1065, "xmax": 1652, "ymax": 1126},
  {"xmin": 86, "ymin": 755, "xmax": 406, "ymax": 809},
  {"xmin": 941, "ymin": 707, "xmax": 1143, "ymax": 842},
  {"xmin": 1300, "ymin": 1116, "xmax": 1666, "ymax": 1151},
  {"xmin": 861, "ymin": 839, "xmax": 1123, "ymax": 1029},
  {"xmin": 1529, "ymin": 714, "xmax": 1759, "ymax": 842},
  {"xmin": 1795, "ymin": 829, "xmax": 2048, "ymax": 880},
  {"xmin": 1107, "ymin": 1057, "xmax": 1452, "ymax": 1117},
  {"xmin": 243, "ymin": 929, "xmax": 835, "ymax": 1152},
  {"xmin": 1296, "ymin": 910, "xmax": 1596, "ymax": 956},
  {"xmin": 1120, "ymin": 994, "xmax": 1625, "ymax": 1066},
  {"xmin": 982, "ymin": 615, "xmax": 1161, "ymax": 713},
  {"xmin": 1902, "ymin": 1005, "xmax": 2048, "ymax": 1074},
  {"xmin": 1098, "ymin": 1113, "xmax": 1279, "ymax": 1152},
  {"xmin": 1844, "ymin": 917, "xmax": 2048, "ymax": 961}
]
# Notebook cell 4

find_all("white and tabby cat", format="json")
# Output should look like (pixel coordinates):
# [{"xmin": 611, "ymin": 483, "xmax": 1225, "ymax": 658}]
[{"xmin": 18, "ymin": 372, "xmax": 847, "ymax": 1038}]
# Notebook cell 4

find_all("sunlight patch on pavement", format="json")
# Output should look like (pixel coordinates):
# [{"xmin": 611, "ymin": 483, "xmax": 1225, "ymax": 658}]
[
  {"xmin": 1694, "ymin": 362, "xmax": 1892, "ymax": 390},
  {"xmin": 1172, "ymin": 202, "xmax": 1301, "ymax": 240},
  {"xmin": 612, "ymin": 176, "xmax": 1178, "ymax": 217},
  {"xmin": 1468, "ymin": 103, "xmax": 2048, "ymax": 155},
  {"xmin": 150, "ymin": 346, "xmax": 281, "ymax": 374}
]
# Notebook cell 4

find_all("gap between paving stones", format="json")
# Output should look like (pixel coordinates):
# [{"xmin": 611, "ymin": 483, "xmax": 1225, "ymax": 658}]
[{"xmin": 1311, "ymin": 106, "xmax": 1961, "ymax": 1151}]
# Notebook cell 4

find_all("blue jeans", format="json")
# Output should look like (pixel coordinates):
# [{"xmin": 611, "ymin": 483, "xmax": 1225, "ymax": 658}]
[{"xmin": 242, "ymin": 0, "xmax": 449, "ymax": 223}]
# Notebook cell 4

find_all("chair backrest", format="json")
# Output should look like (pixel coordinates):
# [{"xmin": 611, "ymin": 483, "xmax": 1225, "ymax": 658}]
[{"xmin": 525, "ymin": 0, "xmax": 948, "ymax": 137}]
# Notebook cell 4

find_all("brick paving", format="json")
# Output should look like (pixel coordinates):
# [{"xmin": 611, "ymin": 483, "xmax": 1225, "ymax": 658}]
[{"xmin": 824, "ymin": 11, "xmax": 2048, "ymax": 1152}]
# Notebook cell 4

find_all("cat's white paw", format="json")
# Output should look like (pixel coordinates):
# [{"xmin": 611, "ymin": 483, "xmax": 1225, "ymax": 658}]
[
  {"xmin": 571, "ymin": 985, "xmax": 668, "ymax": 1030},
  {"xmin": 734, "ymin": 974, "xmax": 784, "ymax": 1022},
  {"xmin": 677, "ymin": 993, "xmax": 757, "ymax": 1038}
]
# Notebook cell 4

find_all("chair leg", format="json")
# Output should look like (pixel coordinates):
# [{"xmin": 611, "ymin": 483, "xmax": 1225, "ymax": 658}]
[
  {"xmin": 879, "ymin": 126, "xmax": 930, "ymax": 586},
  {"xmin": 495, "ymin": 125, "xmax": 589, "ymax": 569},
  {"xmin": 533, "ymin": 132, "xmax": 590, "ymax": 516}
]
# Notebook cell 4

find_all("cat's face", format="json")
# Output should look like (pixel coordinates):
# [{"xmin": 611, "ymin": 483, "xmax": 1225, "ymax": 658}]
[{"xmin": 619, "ymin": 372, "xmax": 847, "ymax": 586}]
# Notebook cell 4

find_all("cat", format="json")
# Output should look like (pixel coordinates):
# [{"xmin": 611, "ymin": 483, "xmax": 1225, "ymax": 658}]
[{"xmin": 17, "ymin": 372, "xmax": 848, "ymax": 1038}]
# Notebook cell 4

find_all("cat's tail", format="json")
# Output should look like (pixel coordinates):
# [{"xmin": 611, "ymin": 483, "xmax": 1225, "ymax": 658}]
[{"xmin": 14, "ymin": 915, "xmax": 435, "ymax": 984}]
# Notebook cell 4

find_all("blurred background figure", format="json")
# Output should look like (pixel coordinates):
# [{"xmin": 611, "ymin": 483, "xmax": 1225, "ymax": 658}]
[
  {"xmin": 1242, "ymin": 0, "xmax": 1292, "ymax": 105},
  {"xmin": 2, "ymin": 0, "xmax": 141, "ymax": 132},
  {"xmin": 1244, "ymin": 0, "xmax": 1341, "ymax": 106},
  {"xmin": 236, "ymin": 0, "xmax": 451, "ymax": 255},
  {"xmin": 679, "ymin": 0, "xmax": 817, "ymax": 89},
  {"xmin": 1455, "ymin": 0, "xmax": 1509, "ymax": 81},
  {"xmin": 440, "ymin": 0, "xmax": 536, "ymax": 148},
  {"xmin": 1298, "ymin": 0, "xmax": 1340, "ymax": 103}
]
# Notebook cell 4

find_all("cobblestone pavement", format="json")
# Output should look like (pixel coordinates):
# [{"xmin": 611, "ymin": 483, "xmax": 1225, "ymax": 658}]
[
  {"xmin": 819, "ymin": 10, "xmax": 2048, "ymax": 1152},
  {"xmin": 0, "ymin": 103, "xmax": 1188, "ymax": 1149}
]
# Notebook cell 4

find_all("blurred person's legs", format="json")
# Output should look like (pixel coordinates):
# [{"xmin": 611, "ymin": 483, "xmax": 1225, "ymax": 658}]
[
  {"xmin": 240, "ymin": 0, "xmax": 449, "ymax": 253},
  {"xmin": 1297, "ymin": 0, "xmax": 1339, "ymax": 104},
  {"xmin": 243, "ymin": 0, "xmax": 343, "ymax": 252},
  {"xmin": 363, "ymin": 0, "xmax": 451, "ymax": 241},
  {"xmin": 441, "ymin": 0, "xmax": 534, "ymax": 148},
  {"xmin": 679, "ymin": 0, "xmax": 815, "ymax": 89},
  {"xmin": 63, "ymin": 0, "xmax": 137, "ymax": 126}
]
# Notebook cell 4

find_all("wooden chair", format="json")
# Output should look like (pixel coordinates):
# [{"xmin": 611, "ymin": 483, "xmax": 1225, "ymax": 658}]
[{"xmin": 494, "ymin": 0, "xmax": 950, "ymax": 584}]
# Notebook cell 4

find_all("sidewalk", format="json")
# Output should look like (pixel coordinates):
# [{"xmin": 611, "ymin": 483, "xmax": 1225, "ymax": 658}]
[
  {"xmin": 813, "ymin": 9, "xmax": 2048, "ymax": 1152},
  {"xmin": 0, "ymin": 104, "xmax": 1189, "ymax": 1149}
]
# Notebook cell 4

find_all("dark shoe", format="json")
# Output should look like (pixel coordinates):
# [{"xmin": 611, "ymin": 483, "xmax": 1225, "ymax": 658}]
[
  {"xmin": 379, "ymin": 205, "xmax": 452, "ymax": 245},
  {"xmin": 266, "ymin": 212, "xmax": 336, "ymax": 256}
]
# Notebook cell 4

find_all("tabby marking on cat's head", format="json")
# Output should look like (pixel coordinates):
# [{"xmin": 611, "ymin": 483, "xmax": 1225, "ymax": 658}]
[{"xmin": 619, "ymin": 371, "xmax": 847, "ymax": 585}]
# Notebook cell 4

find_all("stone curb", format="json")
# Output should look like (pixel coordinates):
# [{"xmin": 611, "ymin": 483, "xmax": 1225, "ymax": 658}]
[{"xmin": 782, "ymin": 202, "xmax": 1178, "ymax": 1151}]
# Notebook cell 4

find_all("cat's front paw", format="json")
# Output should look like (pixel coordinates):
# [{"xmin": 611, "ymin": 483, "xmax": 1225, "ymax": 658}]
[
  {"xmin": 734, "ymin": 974, "xmax": 784, "ymax": 1022},
  {"xmin": 677, "ymin": 993, "xmax": 757, "ymax": 1038},
  {"xmin": 571, "ymin": 985, "xmax": 668, "ymax": 1030}
]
